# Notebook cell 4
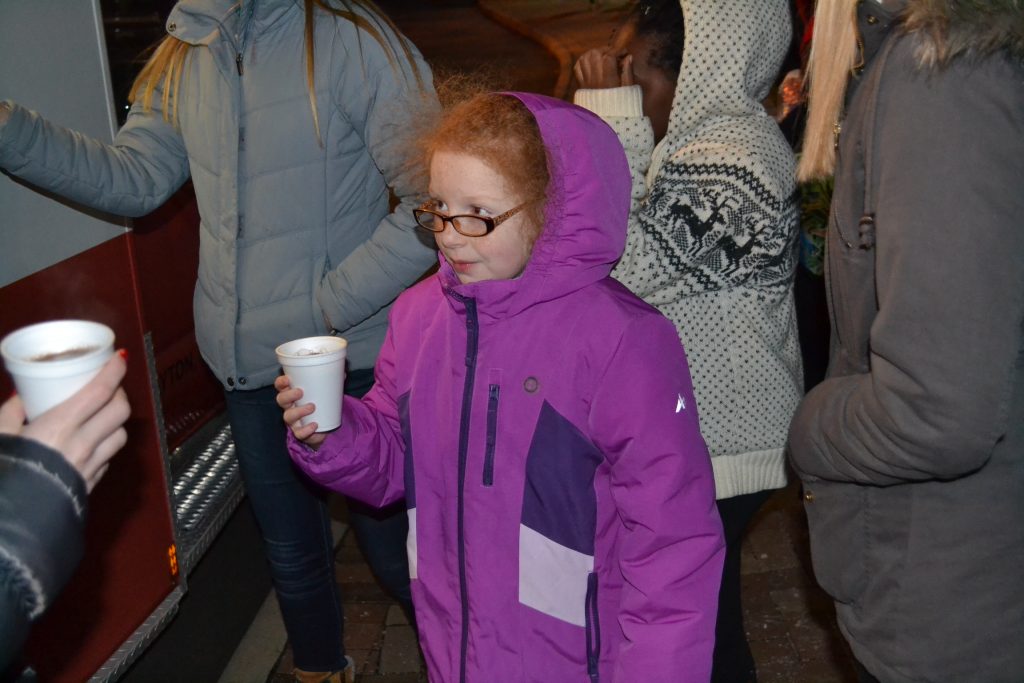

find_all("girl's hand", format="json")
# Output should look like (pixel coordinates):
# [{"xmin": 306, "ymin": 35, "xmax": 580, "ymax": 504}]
[
  {"xmin": 0, "ymin": 352, "xmax": 130, "ymax": 492},
  {"xmin": 574, "ymin": 49, "xmax": 635, "ymax": 89},
  {"xmin": 274, "ymin": 374, "xmax": 327, "ymax": 450}
]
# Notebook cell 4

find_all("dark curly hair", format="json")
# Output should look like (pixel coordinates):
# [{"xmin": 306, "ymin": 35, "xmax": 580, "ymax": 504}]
[{"xmin": 630, "ymin": 0, "xmax": 685, "ymax": 79}]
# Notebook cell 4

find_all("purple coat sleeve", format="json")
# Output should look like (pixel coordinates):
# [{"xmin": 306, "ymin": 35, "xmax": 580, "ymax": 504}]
[
  {"xmin": 588, "ymin": 311, "xmax": 724, "ymax": 682},
  {"xmin": 287, "ymin": 324, "xmax": 407, "ymax": 508}
]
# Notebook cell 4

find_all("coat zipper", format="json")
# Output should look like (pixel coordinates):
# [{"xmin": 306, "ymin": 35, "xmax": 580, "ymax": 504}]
[
  {"xmin": 483, "ymin": 384, "xmax": 499, "ymax": 486},
  {"xmin": 454, "ymin": 293, "xmax": 479, "ymax": 683},
  {"xmin": 585, "ymin": 572, "xmax": 601, "ymax": 682}
]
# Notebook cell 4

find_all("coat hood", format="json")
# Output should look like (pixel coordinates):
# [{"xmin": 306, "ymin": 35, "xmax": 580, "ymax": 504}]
[
  {"xmin": 438, "ymin": 93, "xmax": 631, "ymax": 320},
  {"xmin": 167, "ymin": 0, "xmax": 297, "ymax": 45},
  {"xmin": 901, "ymin": 0, "xmax": 1024, "ymax": 66}
]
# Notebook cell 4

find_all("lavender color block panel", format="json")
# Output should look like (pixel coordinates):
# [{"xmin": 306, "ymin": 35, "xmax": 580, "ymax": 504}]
[
  {"xmin": 406, "ymin": 507, "xmax": 418, "ymax": 580},
  {"xmin": 518, "ymin": 524, "xmax": 594, "ymax": 627},
  {"xmin": 521, "ymin": 401, "xmax": 602, "ymax": 554}
]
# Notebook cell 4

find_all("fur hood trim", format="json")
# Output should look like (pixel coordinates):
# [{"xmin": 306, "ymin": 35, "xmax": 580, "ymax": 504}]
[{"xmin": 902, "ymin": 0, "xmax": 1024, "ymax": 66}]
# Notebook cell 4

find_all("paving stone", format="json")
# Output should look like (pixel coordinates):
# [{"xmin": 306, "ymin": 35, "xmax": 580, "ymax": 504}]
[
  {"xmin": 380, "ymin": 625, "xmax": 423, "ymax": 674},
  {"xmin": 348, "ymin": 603, "xmax": 392, "ymax": 625},
  {"xmin": 750, "ymin": 637, "xmax": 802, "ymax": 683},
  {"xmin": 274, "ymin": 648, "xmax": 293, "ymax": 674},
  {"xmin": 344, "ymin": 621, "xmax": 386, "ymax": 652},
  {"xmin": 336, "ymin": 562, "xmax": 378, "ymax": 584},
  {"xmin": 386, "ymin": 604, "xmax": 411, "ymax": 626}
]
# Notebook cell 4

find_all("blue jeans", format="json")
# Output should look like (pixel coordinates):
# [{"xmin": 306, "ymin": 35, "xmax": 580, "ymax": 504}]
[{"xmin": 224, "ymin": 369, "xmax": 411, "ymax": 671}]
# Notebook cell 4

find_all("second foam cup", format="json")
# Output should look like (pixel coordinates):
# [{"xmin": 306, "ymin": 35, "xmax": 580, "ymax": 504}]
[{"xmin": 275, "ymin": 336, "xmax": 347, "ymax": 432}]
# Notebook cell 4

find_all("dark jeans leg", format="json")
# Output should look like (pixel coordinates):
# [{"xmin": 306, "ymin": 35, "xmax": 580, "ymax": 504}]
[
  {"xmin": 711, "ymin": 489, "xmax": 775, "ymax": 683},
  {"xmin": 341, "ymin": 369, "xmax": 414, "ymax": 623},
  {"xmin": 224, "ymin": 385, "xmax": 345, "ymax": 672}
]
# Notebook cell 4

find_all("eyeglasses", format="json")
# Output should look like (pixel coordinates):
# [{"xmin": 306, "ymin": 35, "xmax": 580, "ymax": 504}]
[{"xmin": 413, "ymin": 202, "xmax": 527, "ymax": 237}]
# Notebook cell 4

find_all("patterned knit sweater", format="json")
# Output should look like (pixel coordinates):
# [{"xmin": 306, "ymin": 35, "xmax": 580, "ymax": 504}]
[{"xmin": 575, "ymin": 0, "xmax": 803, "ymax": 499}]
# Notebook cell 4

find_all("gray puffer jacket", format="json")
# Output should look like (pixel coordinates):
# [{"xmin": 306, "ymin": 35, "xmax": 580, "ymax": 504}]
[
  {"xmin": 788, "ymin": 2, "xmax": 1024, "ymax": 681},
  {"xmin": 0, "ymin": 0, "xmax": 436, "ymax": 389}
]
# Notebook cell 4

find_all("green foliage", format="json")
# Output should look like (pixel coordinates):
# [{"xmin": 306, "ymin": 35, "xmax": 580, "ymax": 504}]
[{"xmin": 798, "ymin": 174, "xmax": 834, "ymax": 276}]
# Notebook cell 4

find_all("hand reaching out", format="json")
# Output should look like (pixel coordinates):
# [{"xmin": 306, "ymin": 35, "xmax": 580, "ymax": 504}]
[
  {"xmin": 274, "ymin": 374, "xmax": 327, "ymax": 450},
  {"xmin": 574, "ymin": 48, "xmax": 635, "ymax": 90},
  {"xmin": 0, "ymin": 352, "xmax": 130, "ymax": 492}
]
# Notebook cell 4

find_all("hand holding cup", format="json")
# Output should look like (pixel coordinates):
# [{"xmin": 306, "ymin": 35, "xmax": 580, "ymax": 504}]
[
  {"xmin": 0, "ymin": 352, "xmax": 130, "ymax": 492},
  {"xmin": 274, "ymin": 374, "xmax": 327, "ymax": 450}
]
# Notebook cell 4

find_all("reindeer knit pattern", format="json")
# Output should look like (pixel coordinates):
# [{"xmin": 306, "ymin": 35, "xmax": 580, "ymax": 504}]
[{"xmin": 575, "ymin": 0, "xmax": 803, "ymax": 500}]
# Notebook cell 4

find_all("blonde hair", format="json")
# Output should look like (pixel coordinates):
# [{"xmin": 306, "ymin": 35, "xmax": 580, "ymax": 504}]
[
  {"xmin": 796, "ymin": 0, "xmax": 861, "ymax": 182},
  {"xmin": 129, "ymin": 0, "xmax": 423, "ymax": 143}
]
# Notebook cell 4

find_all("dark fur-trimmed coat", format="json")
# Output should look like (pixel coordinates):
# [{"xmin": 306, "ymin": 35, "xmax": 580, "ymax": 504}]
[{"xmin": 789, "ymin": 2, "xmax": 1024, "ymax": 681}]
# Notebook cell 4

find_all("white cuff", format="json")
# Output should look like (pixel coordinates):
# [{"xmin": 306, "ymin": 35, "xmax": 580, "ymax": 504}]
[{"xmin": 573, "ymin": 86, "xmax": 644, "ymax": 119}]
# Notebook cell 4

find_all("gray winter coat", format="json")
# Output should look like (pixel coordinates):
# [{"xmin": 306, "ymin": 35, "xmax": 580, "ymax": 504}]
[
  {"xmin": 788, "ymin": 2, "xmax": 1024, "ymax": 681},
  {"xmin": 0, "ymin": 0, "xmax": 436, "ymax": 389}
]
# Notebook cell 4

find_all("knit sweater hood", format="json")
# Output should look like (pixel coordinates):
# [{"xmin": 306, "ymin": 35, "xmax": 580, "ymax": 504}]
[{"xmin": 649, "ymin": 0, "xmax": 793, "ymax": 179}]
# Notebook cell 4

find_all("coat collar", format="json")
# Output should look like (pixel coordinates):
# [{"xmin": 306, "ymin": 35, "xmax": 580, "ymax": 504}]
[{"xmin": 166, "ymin": 0, "xmax": 299, "ymax": 46}]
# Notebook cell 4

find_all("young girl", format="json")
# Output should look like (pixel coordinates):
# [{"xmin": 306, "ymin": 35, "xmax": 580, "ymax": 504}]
[{"xmin": 276, "ymin": 91, "xmax": 723, "ymax": 682}]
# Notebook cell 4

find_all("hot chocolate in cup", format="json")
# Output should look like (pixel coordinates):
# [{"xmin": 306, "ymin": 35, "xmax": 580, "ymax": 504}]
[
  {"xmin": 1, "ymin": 320, "xmax": 116, "ymax": 420},
  {"xmin": 275, "ymin": 336, "xmax": 347, "ymax": 432}
]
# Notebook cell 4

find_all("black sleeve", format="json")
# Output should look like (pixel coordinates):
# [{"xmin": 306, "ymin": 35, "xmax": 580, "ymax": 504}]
[{"xmin": 0, "ymin": 435, "xmax": 88, "ymax": 671}]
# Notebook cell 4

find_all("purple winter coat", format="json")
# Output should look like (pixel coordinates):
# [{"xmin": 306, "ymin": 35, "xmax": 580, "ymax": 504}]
[{"xmin": 288, "ymin": 93, "xmax": 724, "ymax": 683}]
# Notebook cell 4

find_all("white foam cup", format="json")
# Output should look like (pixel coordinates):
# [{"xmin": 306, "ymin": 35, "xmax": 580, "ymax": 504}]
[
  {"xmin": 1, "ymin": 320, "xmax": 116, "ymax": 421},
  {"xmin": 275, "ymin": 336, "xmax": 347, "ymax": 432}
]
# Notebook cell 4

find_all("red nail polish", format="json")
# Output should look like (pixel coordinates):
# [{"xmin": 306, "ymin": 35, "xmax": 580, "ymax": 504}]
[{"xmin": 117, "ymin": 349, "xmax": 129, "ymax": 361}]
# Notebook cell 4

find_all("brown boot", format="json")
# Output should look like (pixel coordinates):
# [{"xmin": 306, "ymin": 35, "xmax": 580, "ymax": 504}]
[{"xmin": 293, "ymin": 656, "xmax": 355, "ymax": 683}]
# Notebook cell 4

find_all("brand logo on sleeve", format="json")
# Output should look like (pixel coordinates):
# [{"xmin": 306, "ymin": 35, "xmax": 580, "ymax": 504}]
[{"xmin": 676, "ymin": 394, "xmax": 686, "ymax": 413}]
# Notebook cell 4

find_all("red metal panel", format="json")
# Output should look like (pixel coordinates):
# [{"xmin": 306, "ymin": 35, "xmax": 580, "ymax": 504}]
[
  {"xmin": 129, "ymin": 183, "xmax": 224, "ymax": 450},
  {"xmin": 0, "ymin": 235, "xmax": 180, "ymax": 683}
]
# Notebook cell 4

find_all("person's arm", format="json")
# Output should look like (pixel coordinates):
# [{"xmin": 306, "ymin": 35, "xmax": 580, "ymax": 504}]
[
  {"xmin": 284, "ymin": 320, "xmax": 407, "ymax": 508},
  {"xmin": 315, "ymin": 22, "xmax": 438, "ymax": 333},
  {"xmin": 588, "ymin": 308, "xmax": 724, "ymax": 682},
  {"xmin": 0, "ymin": 354, "xmax": 129, "ymax": 669},
  {"xmin": 574, "ymin": 85, "xmax": 656, "ymax": 278},
  {"xmin": 573, "ymin": 51, "xmax": 657, "ymax": 279},
  {"xmin": 788, "ymin": 48, "xmax": 1024, "ymax": 485},
  {"xmin": 0, "ymin": 94, "xmax": 189, "ymax": 217}
]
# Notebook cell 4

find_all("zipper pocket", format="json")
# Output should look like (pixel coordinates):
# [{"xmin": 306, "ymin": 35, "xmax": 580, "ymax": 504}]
[
  {"xmin": 585, "ymin": 572, "xmax": 601, "ymax": 682},
  {"xmin": 483, "ymin": 384, "xmax": 499, "ymax": 486}
]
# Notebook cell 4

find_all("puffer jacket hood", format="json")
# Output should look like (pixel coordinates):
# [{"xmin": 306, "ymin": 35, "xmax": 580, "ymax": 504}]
[
  {"xmin": 438, "ymin": 92, "xmax": 629, "ymax": 321},
  {"xmin": 902, "ymin": 0, "xmax": 1024, "ymax": 66},
  {"xmin": 167, "ymin": 0, "xmax": 296, "ymax": 45}
]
